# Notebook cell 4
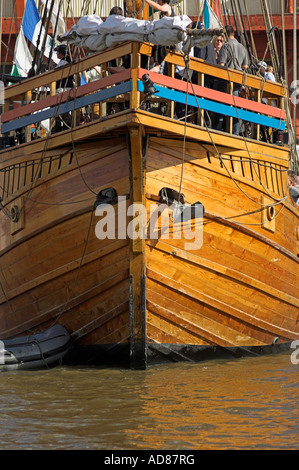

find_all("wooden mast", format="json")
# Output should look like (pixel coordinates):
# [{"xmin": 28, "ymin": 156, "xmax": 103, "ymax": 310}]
[
  {"xmin": 125, "ymin": 0, "xmax": 148, "ymax": 19},
  {"xmin": 129, "ymin": 124, "xmax": 146, "ymax": 370}
]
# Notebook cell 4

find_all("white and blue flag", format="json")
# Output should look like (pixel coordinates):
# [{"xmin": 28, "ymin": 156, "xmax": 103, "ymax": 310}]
[
  {"xmin": 11, "ymin": 27, "xmax": 33, "ymax": 77},
  {"xmin": 22, "ymin": 0, "xmax": 59, "ymax": 63}
]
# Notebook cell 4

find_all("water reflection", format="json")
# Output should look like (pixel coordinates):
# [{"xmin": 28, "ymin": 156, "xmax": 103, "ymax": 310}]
[{"xmin": 0, "ymin": 353, "xmax": 298, "ymax": 449}]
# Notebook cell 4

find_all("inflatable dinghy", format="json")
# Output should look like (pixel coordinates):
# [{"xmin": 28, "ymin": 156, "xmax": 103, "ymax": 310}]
[{"xmin": 0, "ymin": 325, "xmax": 73, "ymax": 371}]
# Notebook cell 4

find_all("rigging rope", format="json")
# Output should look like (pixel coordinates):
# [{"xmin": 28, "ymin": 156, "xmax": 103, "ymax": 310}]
[
  {"xmin": 242, "ymin": 0, "xmax": 258, "ymax": 62},
  {"xmin": 229, "ymin": 0, "xmax": 241, "ymax": 43},
  {"xmin": 46, "ymin": 0, "xmax": 64, "ymax": 70},
  {"xmin": 221, "ymin": 0, "xmax": 231, "ymax": 26},
  {"xmin": 234, "ymin": 0, "xmax": 254, "ymax": 67},
  {"xmin": 28, "ymin": 0, "xmax": 49, "ymax": 77},
  {"xmin": 178, "ymin": 48, "xmax": 289, "ymax": 215},
  {"xmin": 1, "ymin": 0, "xmax": 16, "ymax": 80},
  {"xmin": 260, "ymin": 0, "xmax": 280, "ymax": 81},
  {"xmin": 177, "ymin": 54, "xmax": 190, "ymax": 208},
  {"xmin": 36, "ymin": 0, "xmax": 56, "ymax": 75}
]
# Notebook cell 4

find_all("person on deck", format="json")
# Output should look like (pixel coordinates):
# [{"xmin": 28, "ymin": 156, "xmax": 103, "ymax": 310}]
[
  {"xmin": 288, "ymin": 170, "xmax": 299, "ymax": 188},
  {"xmin": 106, "ymin": 6, "xmax": 151, "ymax": 72},
  {"xmin": 144, "ymin": 0, "xmax": 174, "ymax": 17},
  {"xmin": 193, "ymin": 23, "xmax": 217, "ymax": 66},
  {"xmin": 265, "ymin": 65, "xmax": 275, "ymax": 82},
  {"xmin": 54, "ymin": 44, "xmax": 74, "ymax": 92},
  {"xmin": 53, "ymin": 44, "xmax": 74, "ymax": 133},
  {"xmin": 258, "ymin": 61, "xmax": 275, "ymax": 82},
  {"xmin": 109, "ymin": 6, "xmax": 123, "ymax": 15},
  {"xmin": 193, "ymin": 22, "xmax": 217, "ymax": 87},
  {"xmin": 218, "ymin": 25, "xmax": 248, "ymax": 136},
  {"xmin": 145, "ymin": 0, "xmax": 175, "ymax": 67},
  {"xmin": 106, "ymin": 7, "xmax": 129, "ymax": 73},
  {"xmin": 218, "ymin": 25, "xmax": 248, "ymax": 72},
  {"xmin": 212, "ymin": 35, "xmax": 225, "ymax": 63},
  {"xmin": 192, "ymin": 22, "xmax": 217, "ymax": 126},
  {"xmin": 288, "ymin": 171, "xmax": 299, "ymax": 205},
  {"xmin": 257, "ymin": 61, "xmax": 276, "ymax": 141}
]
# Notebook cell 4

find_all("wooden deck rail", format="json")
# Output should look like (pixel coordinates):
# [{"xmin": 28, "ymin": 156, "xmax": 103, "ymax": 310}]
[{"xmin": 1, "ymin": 41, "xmax": 288, "ymax": 144}]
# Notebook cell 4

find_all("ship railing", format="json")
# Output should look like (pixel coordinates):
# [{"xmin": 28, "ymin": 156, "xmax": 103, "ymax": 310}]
[{"xmin": 0, "ymin": 41, "xmax": 288, "ymax": 146}]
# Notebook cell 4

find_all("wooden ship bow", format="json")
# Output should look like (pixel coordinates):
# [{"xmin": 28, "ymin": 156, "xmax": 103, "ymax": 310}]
[{"xmin": 0, "ymin": 16, "xmax": 298, "ymax": 368}]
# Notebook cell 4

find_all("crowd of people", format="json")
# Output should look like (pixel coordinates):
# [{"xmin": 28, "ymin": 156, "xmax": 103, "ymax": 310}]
[
  {"xmin": 52, "ymin": 4, "xmax": 279, "ymax": 136},
  {"xmin": 172, "ymin": 23, "xmax": 278, "ymax": 135},
  {"xmin": 39, "ymin": 2, "xmax": 299, "ymax": 204}
]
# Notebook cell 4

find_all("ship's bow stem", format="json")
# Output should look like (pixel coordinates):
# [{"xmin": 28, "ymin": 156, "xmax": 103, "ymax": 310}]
[{"xmin": 129, "ymin": 125, "xmax": 147, "ymax": 369}]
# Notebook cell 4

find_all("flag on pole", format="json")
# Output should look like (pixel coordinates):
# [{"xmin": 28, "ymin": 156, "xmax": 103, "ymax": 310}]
[
  {"xmin": 22, "ymin": 0, "xmax": 59, "ymax": 63},
  {"xmin": 203, "ymin": 0, "xmax": 222, "ymax": 29},
  {"xmin": 11, "ymin": 27, "xmax": 33, "ymax": 77},
  {"xmin": 22, "ymin": 0, "xmax": 40, "ymax": 44}
]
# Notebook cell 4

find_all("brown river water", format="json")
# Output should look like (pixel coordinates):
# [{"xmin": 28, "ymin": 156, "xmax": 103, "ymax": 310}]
[{"xmin": 0, "ymin": 351, "xmax": 298, "ymax": 451}]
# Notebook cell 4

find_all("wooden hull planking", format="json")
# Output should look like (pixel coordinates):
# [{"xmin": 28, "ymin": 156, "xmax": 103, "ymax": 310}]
[
  {"xmin": 0, "ymin": 113, "xmax": 298, "ymax": 367},
  {"xmin": 0, "ymin": 41, "xmax": 298, "ymax": 367}
]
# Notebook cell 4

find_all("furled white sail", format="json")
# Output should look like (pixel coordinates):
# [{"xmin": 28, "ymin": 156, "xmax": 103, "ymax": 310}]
[{"xmin": 58, "ymin": 14, "xmax": 223, "ymax": 54}]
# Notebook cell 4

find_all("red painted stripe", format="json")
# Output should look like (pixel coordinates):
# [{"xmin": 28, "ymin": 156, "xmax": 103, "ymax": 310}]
[
  {"xmin": 1, "ymin": 69, "xmax": 131, "ymax": 123},
  {"xmin": 138, "ymin": 68, "xmax": 286, "ymax": 121}
]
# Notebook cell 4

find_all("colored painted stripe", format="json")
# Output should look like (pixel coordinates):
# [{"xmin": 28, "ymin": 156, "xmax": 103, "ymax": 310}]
[
  {"xmin": 137, "ymin": 81, "xmax": 285, "ymax": 131},
  {"xmin": 3, "ymin": 67, "xmax": 285, "ymax": 124},
  {"xmin": 1, "ymin": 69, "xmax": 132, "ymax": 123},
  {"xmin": 2, "ymin": 73, "xmax": 285, "ymax": 134},
  {"xmin": 138, "ymin": 68, "xmax": 286, "ymax": 121},
  {"xmin": 1, "ymin": 81, "xmax": 131, "ymax": 134}
]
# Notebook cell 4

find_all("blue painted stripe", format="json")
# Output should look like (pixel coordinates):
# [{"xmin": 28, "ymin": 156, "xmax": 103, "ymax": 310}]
[
  {"xmin": 138, "ymin": 82, "xmax": 286, "ymax": 131},
  {"xmin": 1, "ymin": 81, "xmax": 132, "ymax": 134}
]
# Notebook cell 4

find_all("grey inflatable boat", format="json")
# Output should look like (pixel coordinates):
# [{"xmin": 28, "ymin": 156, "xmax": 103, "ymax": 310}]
[{"xmin": 0, "ymin": 325, "xmax": 73, "ymax": 371}]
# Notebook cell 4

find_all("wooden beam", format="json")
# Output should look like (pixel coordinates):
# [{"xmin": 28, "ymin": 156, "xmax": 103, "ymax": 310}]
[
  {"xmin": 129, "ymin": 125, "xmax": 146, "ymax": 369},
  {"xmin": 129, "ymin": 111, "xmax": 290, "ymax": 161},
  {"xmin": 130, "ymin": 42, "xmax": 140, "ymax": 109}
]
